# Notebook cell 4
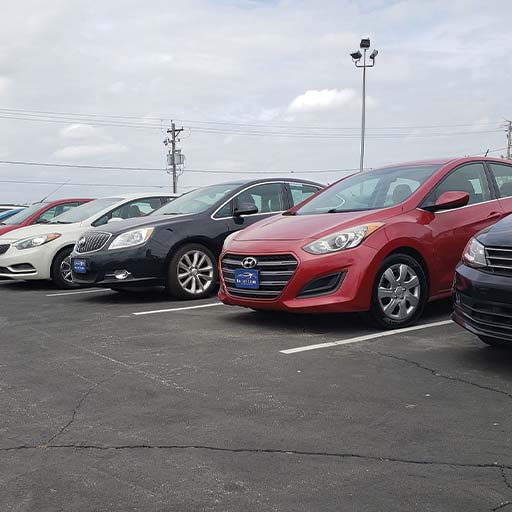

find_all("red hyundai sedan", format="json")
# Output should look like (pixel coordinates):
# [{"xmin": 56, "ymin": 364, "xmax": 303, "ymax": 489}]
[{"xmin": 219, "ymin": 157, "xmax": 512, "ymax": 328}]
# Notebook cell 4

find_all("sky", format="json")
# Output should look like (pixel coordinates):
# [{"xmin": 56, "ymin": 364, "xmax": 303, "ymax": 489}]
[{"xmin": 0, "ymin": 0, "xmax": 511, "ymax": 203}]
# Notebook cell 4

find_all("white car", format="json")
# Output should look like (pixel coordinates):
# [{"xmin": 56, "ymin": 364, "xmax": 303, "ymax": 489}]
[{"xmin": 0, "ymin": 193, "xmax": 178, "ymax": 289}]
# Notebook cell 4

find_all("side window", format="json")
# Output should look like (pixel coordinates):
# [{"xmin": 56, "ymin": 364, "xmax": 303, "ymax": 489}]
[
  {"xmin": 289, "ymin": 183, "xmax": 321, "ymax": 206},
  {"xmin": 94, "ymin": 198, "xmax": 163, "ymax": 226},
  {"xmin": 426, "ymin": 163, "xmax": 491, "ymax": 207},
  {"xmin": 489, "ymin": 163, "xmax": 512, "ymax": 198},
  {"xmin": 235, "ymin": 183, "xmax": 285, "ymax": 214},
  {"xmin": 35, "ymin": 203, "xmax": 78, "ymax": 223},
  {"xmin": 215, "ymin": 200, "xmax": 234, "ymax": 218}
]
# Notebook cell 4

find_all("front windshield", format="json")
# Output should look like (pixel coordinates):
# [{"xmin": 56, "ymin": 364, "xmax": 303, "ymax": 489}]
[
  {"xmin": 155, "ymin": 183, "xmax": 238, "ymax": 215},
  {"xmin": 296, "ymin": 165, "xmax": 441, "ymax": 215},
  {"xmin": 49, "ymin": 197, "xmax": 120, "ymax": 224},
  {"xmin": 1, "ymin": 203, "xmax": 49, "ymax": 225}
]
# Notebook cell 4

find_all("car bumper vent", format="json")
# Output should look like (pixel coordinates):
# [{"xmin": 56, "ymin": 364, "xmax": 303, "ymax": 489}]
[{"xmin": 0, "ymin": 244, "xmax": 10, "ymax": 255}]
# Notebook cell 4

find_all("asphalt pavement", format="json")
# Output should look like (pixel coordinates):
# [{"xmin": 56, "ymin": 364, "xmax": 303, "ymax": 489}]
[{"xmin": 1, "ymin": 279, "xmax": 512, "ymax": 511}]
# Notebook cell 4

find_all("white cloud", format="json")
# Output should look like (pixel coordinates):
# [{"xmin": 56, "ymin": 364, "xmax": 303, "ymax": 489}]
[
  {"xmin": 257, "ymin": 108, "xmax": 281, "ymax": 121},
  {"xmin": 59, "ymin": 123, "xmax": 97, "ymax": 140},
  {"xmin": 53, "ymin": 143, "xmax": 129, "ymax": 160},
  {"xmin": 288, "ymin": 89, "xmax": 357, "ymax": 113}
]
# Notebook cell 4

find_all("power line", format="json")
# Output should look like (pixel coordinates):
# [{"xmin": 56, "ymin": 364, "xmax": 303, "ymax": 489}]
[
  {"xmin": 0, "ymin": 107, "xmax": 503, "ymax": 131},
  {"xmin": 0, "ymin": 158, "xmax": 360, "ymax": 174},
  {"xmin": 0, "ymin": 179, "xmax": 168, "ymax": 189}
]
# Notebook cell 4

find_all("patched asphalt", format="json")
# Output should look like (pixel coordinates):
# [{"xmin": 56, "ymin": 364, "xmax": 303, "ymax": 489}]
[{"xmin": 1, "ymin": 279, "xmax": 512, "ymax": 511}]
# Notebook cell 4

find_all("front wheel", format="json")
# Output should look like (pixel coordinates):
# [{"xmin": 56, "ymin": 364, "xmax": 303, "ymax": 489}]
[
  {"xmin": 166, "ymin": 243, "xmax": 218, "ymax": 300},
  {"xmin": 50, "ymin": 248, "xmax": 80, "ymax": 289},
  {"xmin": 367, "ymin": 253, "xmax": 427, "ymax": 329}
]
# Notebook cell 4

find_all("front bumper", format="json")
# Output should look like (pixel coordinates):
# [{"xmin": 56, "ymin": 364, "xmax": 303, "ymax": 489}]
[
  {"xmin": 453, "ymin": 263, "xmax": 512, "ymax": 343},
  {"xmin": 0, "ymin": 242, "xmax": 53, "ymax": 280},
  {"xmin": 218, "ymin": 240, "xmax": 379, "ymax": 313},
  {"xmin": 71, "ymin": 245, "xmax": 165, "ymax": 288}
]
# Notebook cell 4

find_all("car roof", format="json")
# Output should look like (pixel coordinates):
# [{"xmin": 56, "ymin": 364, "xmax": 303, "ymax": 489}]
[{"xmin": 207, "ymin": 177, "xmax": 324, "ymax": 187}]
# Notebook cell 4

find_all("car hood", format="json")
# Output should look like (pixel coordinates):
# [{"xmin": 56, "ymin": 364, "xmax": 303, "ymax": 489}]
[
  {"xmin": 91, "ymin": 213, "xmax": 198, "ymax": 235},
  {"xmin": 0, "ymin": 222, "xmax": 83, "ymax": 242},
  {"xmin": 480, "ymin": 214, "xmax": 512, "ymax": 247},
  {"xmin": 232, "ymin": 209, "xmax": 391, "ymax": 242}
]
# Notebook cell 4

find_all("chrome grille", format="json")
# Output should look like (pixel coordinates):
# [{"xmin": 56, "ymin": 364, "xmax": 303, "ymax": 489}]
[
  {"xmin": 75, "ymin": 231, "xmax": 111, "ymax": 254},
  {"xmin": 0, "ymin": 244, "xmax": 10, "ymax": 255},
  {"xmin": 485, "ymin": 247, "xmax": 512, "ymax": 276},
  {"xmin": 221, "ymin": 253, "xmax": 298, "ymax": 299}
]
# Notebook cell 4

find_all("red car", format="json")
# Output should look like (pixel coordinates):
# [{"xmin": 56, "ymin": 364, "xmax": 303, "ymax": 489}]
[
  {"xmin": 0, "ymin": 198, "xmax": 92, "ymax": 237},
  {"xmin": 219, "ymin": 157, "xmax": 512, "ymax": 328}
]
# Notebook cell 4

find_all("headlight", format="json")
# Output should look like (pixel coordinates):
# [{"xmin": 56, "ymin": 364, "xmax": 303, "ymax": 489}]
[
  {"xmin": 462, "ymin": 237, "xmax": 487, "ymax": 268},
  {"xmin": 109, "ymin": 227, "xmax": 154, "ymax": 250},
  {"xmin": 13, "ymin": 233, "xmax": 61, "ymax": 250},
  {"xmin": 302, "ymin": 223, "xmax": 384, "ymax": 255}
]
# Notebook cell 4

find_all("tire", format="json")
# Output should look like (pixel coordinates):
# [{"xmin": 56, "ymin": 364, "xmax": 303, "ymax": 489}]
[
  {"xmin": 50, "ymin": 247, "xmax": 79, "ymax": 290},
  {"xmin": 166, "ymin": 243, "xmax": 218, "ymax": 300},
  {"xmin": 367, "ymin": 253, "xmax": 428, "ymax": 329}
]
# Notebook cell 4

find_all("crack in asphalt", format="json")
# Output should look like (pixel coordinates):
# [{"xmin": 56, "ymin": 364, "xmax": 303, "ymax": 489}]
[
  {"xmin": 502, "ymin": 468, "xmax": 512, "ymax": 490},
  {"xmin": 492, "ymin": 502, "xmax": 512, "ymax": 511},
  {"xmin": 370, "ymin": 350, "xmax": 512, "ymax": 401},
  {"xmin": 45, "ymin": 372, "xmax": 120, "ymax": 446},
  {"xmin": 1, "ymin": 442, "xmax": 511, "ymax": 471}
]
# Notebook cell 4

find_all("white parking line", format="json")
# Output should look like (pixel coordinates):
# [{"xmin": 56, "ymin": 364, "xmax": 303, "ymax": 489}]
[
  {"xmin": 280, "ymin": 319, "xmax": 454, "ymax": 354},
  {"xmin": 46, "ymin": 289, "xmax": 112, "ymax": 297},
  {"xmin": 133, "ymin": 302, "xmax": 224, "ymax": 316}
]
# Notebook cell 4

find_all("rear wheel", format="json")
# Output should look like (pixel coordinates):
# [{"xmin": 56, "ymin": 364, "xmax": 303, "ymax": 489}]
[
  {"xmin": 166, "ymin": 243, "xmax": 218, "ymax": 300},
  {"xmin": 50, "ymin": 247, "xmax": 79, "ymax": 289},
  {"xmin": 367, "ymin": 253, "xmax": 427, "ymax": 329}
]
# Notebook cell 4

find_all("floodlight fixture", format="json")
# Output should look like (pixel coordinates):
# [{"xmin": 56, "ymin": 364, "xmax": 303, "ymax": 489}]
[
  {"xmin": 360, "ymin": 38, "xmax": 371, "ymax": 49},
  {"xmin": 350, "ymin": 51, "xmax": 362, "ymax": 61},
  {"xmin": 370, "ymin": 49, "xmax": 378, "ymax": 60}
]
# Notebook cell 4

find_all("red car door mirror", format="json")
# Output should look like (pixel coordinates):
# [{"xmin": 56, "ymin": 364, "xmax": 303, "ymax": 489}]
[{"xmin": 428, "ymin": 191, "xmax": 470, "ymax": 212}]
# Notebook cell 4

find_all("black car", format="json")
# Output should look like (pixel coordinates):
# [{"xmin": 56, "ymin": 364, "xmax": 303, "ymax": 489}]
[
  {"xmin": 453, "ymin": 214, "xmax": 512, "ymax": 346},
  {"xmin": 70, "ymin": 178, "xmax": 323, "ymax": 299}
]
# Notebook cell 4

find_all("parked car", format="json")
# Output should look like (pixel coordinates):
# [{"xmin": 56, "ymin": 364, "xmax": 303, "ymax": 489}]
[
  {"xmin": 70, "ymin": 179, "xmax": 323, "ymax": 298},
  {"xmin": 219, "ymin": 157, "xmax": 512, "ymax": 328},
  {"xmin": 0, "ymin": 198, "xmax": 92, "ymax": 237},
  {"xmin": 453, "ymin": 213, "xmax": 512, "ymax": 346},
  {"xmin": 0, "ymin": 204, "xmax": 25, "ymax": 214},
  {"xmin": 0, "ymin": 193, "xmax": 177, "ymax": 288},
  {"xmin": 0, "ymin": 207, "xmax": 26, "ymax": 222}
]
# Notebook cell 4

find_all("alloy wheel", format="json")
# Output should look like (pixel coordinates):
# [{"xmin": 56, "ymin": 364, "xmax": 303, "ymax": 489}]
[
  {"xmin": 177, "ymin": 250, "xmax": 214, "ymax": 295},
  {"xmin": 60, "ymin": 256, "xmax": 73, "ymax": 284},
  {"xmin": 377, "ymin": 263, "xmax": 420, "ymax": 321}
]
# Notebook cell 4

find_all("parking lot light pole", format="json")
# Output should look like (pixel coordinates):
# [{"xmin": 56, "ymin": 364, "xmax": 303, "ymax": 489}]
[{"xmin": 350, "ymin": 38, "xmax": 378, "ymax": 172}]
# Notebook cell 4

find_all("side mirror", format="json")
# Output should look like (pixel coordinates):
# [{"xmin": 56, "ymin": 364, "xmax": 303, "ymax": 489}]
[
  {"xmin": 234, "ymin": 202, "xmax": 259, "ymax": 217},
  {"xmin": 107, "ymin": 217, "xmax": 123, "ymax": 224},
  {"xmin": 425, "ymin": 191, "xmax": 470, "ymax": 212}
]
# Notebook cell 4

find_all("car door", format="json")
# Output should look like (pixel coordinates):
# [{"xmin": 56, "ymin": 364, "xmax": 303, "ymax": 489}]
[
  {"xmin": 220, "ymin": 182, "xmax": 288, "ymax": 234},
  {"xmin": 420, "ymin": 162, "xmax": 502, "ymax": 295},
  {"xmin": 486, "ymin": 161, "xmax": 512, "ymax": 216}
]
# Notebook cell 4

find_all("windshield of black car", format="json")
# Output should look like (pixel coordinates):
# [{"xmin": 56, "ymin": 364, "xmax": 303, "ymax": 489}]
[
  {"xmin": 1, "ymin": 203, "xmax": 49, "ymax": 225},
  {"xmin": 48, "ymin": 198, "xmax": 120, "ymax": 224},
  {"xmin": 296, "ymin": 165, "xmax": 441, "ymax": 215},
  {"xmin": 155, "ymin": 184, "xmax": 238, "ymax": 215}
]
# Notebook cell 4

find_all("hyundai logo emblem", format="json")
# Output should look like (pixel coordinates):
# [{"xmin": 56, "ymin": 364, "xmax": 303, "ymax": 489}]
[{"xmin": 242, "ymin": 257, "xmax": 258, "ymax": 269}]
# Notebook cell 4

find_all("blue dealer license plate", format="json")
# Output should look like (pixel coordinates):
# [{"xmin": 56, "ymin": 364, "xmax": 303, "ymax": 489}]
[
  {"xmin": 73, "ymin": 259, "xmax": 87, "ymax": 274},
  {"xmin": 234, "ymin": 269, "xmax": 259, "ymax": 289}
]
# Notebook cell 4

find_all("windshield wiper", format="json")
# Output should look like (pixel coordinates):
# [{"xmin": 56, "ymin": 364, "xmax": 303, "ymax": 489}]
[
  {"xmin": 163, "ymin": 212, "xmax": 181, "ymax": 216},
  {"xmin": 326, "ymin": 208, "xmax": 366, "ymax": 213},
  {"xmin": 49, "ymin": 220, "xmax": 72, "ymax": 224}
]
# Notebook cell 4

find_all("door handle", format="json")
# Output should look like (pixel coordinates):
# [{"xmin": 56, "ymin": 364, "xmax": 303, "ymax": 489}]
[{"xmin": 488, "ymin": 211, "xmax": 502, "ymax": 220}]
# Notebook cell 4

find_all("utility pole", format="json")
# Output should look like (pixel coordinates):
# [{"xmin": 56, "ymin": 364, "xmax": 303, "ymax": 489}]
[
  {"xmin": 164, "ymin": 121, "xmax": 184, "ymax": 193},
  {"xmin": 506, "ymin": 120, "xmax": 512, "ymax": 160}
]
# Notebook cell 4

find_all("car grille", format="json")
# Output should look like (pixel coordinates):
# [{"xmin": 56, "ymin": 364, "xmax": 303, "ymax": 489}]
[
  {"xmin": 456, "ymin": 292, "xmax": 512, "ymax": 340},
  {"xmin": 75, "ymin": 232, "xmax": 111, "ymax": 254},
  {"xmin": 0, "ymin": 244, "xmax": 10, "ymax": 255},
  {"xmin": 221, "ymin": 253, "xmax": 298, "ymax": 299},
  {"xmin": 485, "ymin": 246, "xmax": 512, "ymax": 276}
]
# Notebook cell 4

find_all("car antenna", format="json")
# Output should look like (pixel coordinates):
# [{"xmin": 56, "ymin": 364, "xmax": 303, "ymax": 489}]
[
  {"xmin": 484, "ymin": 149, "xmax": 490, "ymax": 157},
  {"xmin": 39, "ymin": 179, "xmax": 72, "ymax": 203}
]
